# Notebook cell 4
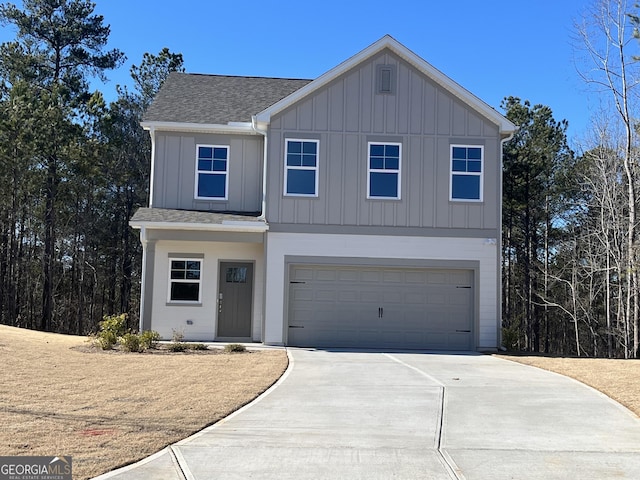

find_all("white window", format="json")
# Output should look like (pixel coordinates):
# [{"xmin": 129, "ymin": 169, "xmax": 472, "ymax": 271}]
[
  {"xmin": 367, "ymin": 142, "xmax": 402, "ymax": 199},
  {"xmin": 168, "ymin": 259, "xmax": 202, "ymax": 303},
  {"xmin": 195, "ymin": 145, "xmax": 229, "ymax": 200},
  {"xmin": 284, "ymin": 139, "xmax": 319, "ymax": 196},
  {"xmin": 450, "ymin": 145, "xmax": 483, "ymax": 202}
]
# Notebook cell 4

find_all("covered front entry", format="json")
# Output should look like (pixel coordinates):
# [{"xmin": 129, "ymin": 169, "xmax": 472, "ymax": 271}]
[
  {"xmin": 217, "ymin": 262, "xmax": 254, "ymax": 338},
  {"xmin": 287, "ymin": 264, "xmax": 474, "ymax": 350}
]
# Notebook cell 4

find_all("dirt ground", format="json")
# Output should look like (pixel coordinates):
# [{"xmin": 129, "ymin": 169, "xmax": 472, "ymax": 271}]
[
  {"xmin": 496, "ymin": 353, "xmax": 640, "ymax": 417},
  {"xmin": 0, "ymin": 325, "xmax": 288, "ymax": 479}
]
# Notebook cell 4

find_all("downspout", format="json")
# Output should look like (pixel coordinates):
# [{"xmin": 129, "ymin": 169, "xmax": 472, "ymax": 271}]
[
  {"xmin": 497, "ymin": 129, "xmax": 516, "ymax": 350},
  {"xmin": 148, "ymin": 126, "xmax": 156, "ymax": 208},
  {"xmin": 251, "ymin": 115, "xmax": 269, "ymax": 344},
  {"xmin": 138, "ymin": 226, "xmax": 148, "ymax": 332},
  {"xmin": 251, "ymin": 115, "xmax": 268, "ymax": 218}
]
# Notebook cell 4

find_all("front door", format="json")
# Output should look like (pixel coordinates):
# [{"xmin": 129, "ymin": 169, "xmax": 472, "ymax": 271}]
[{"xmin": 217, "ymin": 262, "xmax": 253, "ymax": 338}]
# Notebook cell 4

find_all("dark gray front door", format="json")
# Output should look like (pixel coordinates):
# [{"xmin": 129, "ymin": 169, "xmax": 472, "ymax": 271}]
[{"xmin": 217, "ymin": 262, "xmax": 253, "ymax": 338}]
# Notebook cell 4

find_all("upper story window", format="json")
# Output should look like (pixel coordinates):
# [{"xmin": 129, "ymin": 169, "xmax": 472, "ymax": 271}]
[
  {"xmin": 450, "ymin": 145, "xmax": 483, "ymax": 201},
  {"xmin": 367, "ymin": 142, "xmax": 401, "ymax": 199},
  {"xmin": 195, "ymin": 145, "xmax": 229, "ymax": 200},
  {"xmin": 284, "ymin": 139, "xmax": 319, "ymax": 197},
  {"xmin": 168, "ymin": 259, "xmax": 202, "ymax": 303}
]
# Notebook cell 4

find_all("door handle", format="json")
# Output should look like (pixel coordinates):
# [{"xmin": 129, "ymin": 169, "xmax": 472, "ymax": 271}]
[{"xmin": 378, "ymin": 307, "xmax": 384, "ymax": 318}]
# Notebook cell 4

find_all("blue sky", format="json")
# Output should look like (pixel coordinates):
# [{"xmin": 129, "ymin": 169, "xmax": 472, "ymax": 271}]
[{"xmin": 0, "ymin": 0, "xmax": 616, "ymax": 143}]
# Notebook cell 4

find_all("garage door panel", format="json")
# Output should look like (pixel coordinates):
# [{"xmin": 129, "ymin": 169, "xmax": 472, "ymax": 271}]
[
  {"xmin": 404, "ymin": 271, "xmax": 427, "ymax": 283},
  {"xmin": 292, "ymin": 267, "xmax": 314, "ymax": 281},
  {"xmin": 316, "ymin": 269, "xmax": 337, "ymax": 281},
  {"xmin": 337, "ymin": 270, "xmax": 359, "ymax": 282},
  {"xmin": 383, "ymin": 271, "xmax": 403, "ymax": 283},
  {"xmin": 337, "ymin": 290, "xmax": 359, "ymax": 302},
  {"xmin": 361, "ymin": 270, "xmax": 382, "ymax": 282},
  {"xmin": 288, "ymin": 265, "xmax": 474, "ymax": 350}
]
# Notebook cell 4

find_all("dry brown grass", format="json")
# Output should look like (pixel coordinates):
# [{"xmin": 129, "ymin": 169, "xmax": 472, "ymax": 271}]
[
  {"xmin": 0, "ymin": 325, "xmax": 288, "ymax": 479},
  {"xmin": 496, "ymin": 354, "xmax": 640, "ymax": 417}
]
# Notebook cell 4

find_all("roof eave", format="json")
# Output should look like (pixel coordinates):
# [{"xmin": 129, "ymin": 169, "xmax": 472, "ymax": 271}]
[
  {"xmin": 140, "ymin": 121, "xmax": 256, "ymax": 135},
  {"xmin": 129, "ymin": 220, "xmax": 269, "ymax": 233}
]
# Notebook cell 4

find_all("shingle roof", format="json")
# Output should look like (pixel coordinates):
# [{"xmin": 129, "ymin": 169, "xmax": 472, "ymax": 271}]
[
  {"xmin": 143, "ymin": 72, "xmax": 312, "ymax": 124},
  {"xmin": 130, "ymin": 207, "xmax": 264, "ymax": 225}
]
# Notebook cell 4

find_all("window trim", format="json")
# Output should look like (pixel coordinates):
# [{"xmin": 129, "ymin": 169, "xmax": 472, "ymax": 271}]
[
  {"xmin": 283, "ymin": 138, "xmax": 320, "ymax": 197},
  {"xmin": 194, "ymin": 144, "xmax": 230, "ymax": 201},
  {"xmin": 449, "ymin": 144, "xmax": 484, "ymax": 202},
  {"xmin": 167, "ymin": 257, "xmax": 203, "ymax": 304},
  {"xmin": 366, "ymin": 141, "xmax": 402, "ymax": 200}
]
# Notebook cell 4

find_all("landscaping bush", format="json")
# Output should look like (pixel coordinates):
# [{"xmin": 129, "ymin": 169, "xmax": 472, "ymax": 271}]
[
  {"xmin": 99, "ymin": 313, "xmax": 128, "ymax": 337},
  {"xmin": 224, "ymin": 343, "xmax": 246, "ymax": 353},
  {"xmin": 120, "ymin": 333, "xmax": 141, "ymax": 352},
  {"xmin": 96, "ymin": 331, "xmax": 117, "ymax": 350},
  {"xmin": 139, "ymin": 330, "xmax": 160, "ymax": 350},
  {"xmin": 167, "ymin": 342, "xmax": 188, "ymax": 352},
  {"xmin": 191, "ymin": 343, "xmax": 208, "ymax": 351}
]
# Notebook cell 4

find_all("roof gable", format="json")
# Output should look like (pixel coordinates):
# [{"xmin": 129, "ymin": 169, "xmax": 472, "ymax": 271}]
[{"xmin": 256, "ymin": 35, "xmax": 515, "ymax": 135}]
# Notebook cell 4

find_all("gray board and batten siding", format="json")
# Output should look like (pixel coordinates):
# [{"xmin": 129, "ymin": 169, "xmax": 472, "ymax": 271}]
[
  {"xmin": 145, "ymin": 73, "xmax": 312, "ymax": 214},
  {"xmin": 152, "ymin": 132, "xmax": 263, "ymax": 213},
  {"xmin": 266, "ymin": 50, "xmax": 502, "ymax": 234}
]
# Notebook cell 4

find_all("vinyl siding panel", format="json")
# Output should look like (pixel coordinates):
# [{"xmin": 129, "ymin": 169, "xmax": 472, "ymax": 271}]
[
  {"xmin": 266, "ymin": 49, "xmax": 502, "ymax": 233},
  {"xmin": 152, "ymin": 132, "xmax": 263, "ymax": 213}
]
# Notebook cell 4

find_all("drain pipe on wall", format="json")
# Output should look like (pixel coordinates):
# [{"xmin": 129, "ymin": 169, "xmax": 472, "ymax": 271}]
[
  {"xmin": 138, "ymin": 226, "xmax": 148, "ymax": 332},
  {"xmin": 252, "ymin": 115, "xmax": 269, "ymax": 219},
  {"xmin": 251, "ymin": 115, "xmax": 269, "ymax": 344},
  {"xmin": 147, "ymin": 126, "xmax": 156, "ymax": 208},
  {"xmin": 498, "ymin": 129, "xmax": 516, "ymax": 351}
]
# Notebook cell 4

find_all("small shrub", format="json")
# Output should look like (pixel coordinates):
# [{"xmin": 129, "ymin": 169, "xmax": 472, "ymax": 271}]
[
  {"xmin": 99, "ymin": 313, "xmax": 128, "ymax": 337},
  {"xmin": 95, "ymin": 313, "xmax": 128, "ymax": 350},
  {"xmin": 191, "ymin": 343, "xmax": 208, "ymax": 351},
  {"xmin": 224, "ymin": 343, "xmax": 246, "ymax": 353},
  {"xmin": 140, "ymin": 330, "xmax": 160, "ymax": 350},
  {"xmin": 120, "ymin": 333, "xmax": 141, "ymax": 352},
  {"xmin": 97, "ymin": 331, "xmax": 117, "ymax": 350},
  {"xmin": 167, "ymin": 342, "xmax": 188, "ymax": 352}
]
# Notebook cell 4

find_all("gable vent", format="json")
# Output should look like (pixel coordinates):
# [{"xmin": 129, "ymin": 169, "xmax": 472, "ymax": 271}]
[{"xmin": 376, "ymin": 64, "xmax": 396, "ymax": 95}]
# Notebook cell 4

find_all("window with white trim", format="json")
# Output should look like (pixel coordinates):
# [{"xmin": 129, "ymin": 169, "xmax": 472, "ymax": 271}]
[
  {"xmin": 168, "ymin": 259, "xmax": 202, "ymax": 302},
  {"xmin": 367, "ymin": 142, "xmax": 401, "ymax": 199},
  {"xmin": 450, "ymin": 145, "xmax": 483, "ymax": 201},
  {"xmin": 195, "ymin": 145, "xmax": 229, "ymax": 199},
  {"xmin": 284, "ymin": 139, "xmax": 319, "ymax": 196}
]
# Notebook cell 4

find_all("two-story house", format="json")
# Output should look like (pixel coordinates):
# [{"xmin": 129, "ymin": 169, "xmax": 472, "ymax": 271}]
[{"xmin": 130, "ymin": 35, "xmax": 516, "ymax": 351}]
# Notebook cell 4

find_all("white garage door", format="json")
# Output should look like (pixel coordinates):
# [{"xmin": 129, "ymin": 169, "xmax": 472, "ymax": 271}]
[{"xmin": 287, "ymin": 265, "xmax": 474, "ymax": 350}]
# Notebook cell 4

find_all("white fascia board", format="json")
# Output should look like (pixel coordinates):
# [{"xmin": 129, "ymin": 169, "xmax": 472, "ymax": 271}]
[
  {"xmin": 256, "ymin": 35, "xmax": 516, "ymax": 135},
  {"xmin": 129, "ymin": 220, "xmax": 269, "ymax": 233},
  {"xmin": 140, "ymin": 121, "xmax": 256, "ymax": 135}
]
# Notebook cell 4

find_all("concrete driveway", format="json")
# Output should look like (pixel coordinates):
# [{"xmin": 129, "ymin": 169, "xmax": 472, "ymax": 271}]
[{"xmin": 97, "ymin": 349, "xmax": 640, "ymax": 480}]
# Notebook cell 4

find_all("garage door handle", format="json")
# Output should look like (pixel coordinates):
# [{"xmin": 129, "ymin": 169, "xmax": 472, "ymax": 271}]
[
  {"xmin": 289, "ymin": 325, "xmax": 304, "ymax": 329},
  {"xmin": 456, "ymin": 330, "xmax": 471, "ymax": 333},
  {"xmin": 456, "ymin": 286, "xmax": 471, "ymax": 289}
]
